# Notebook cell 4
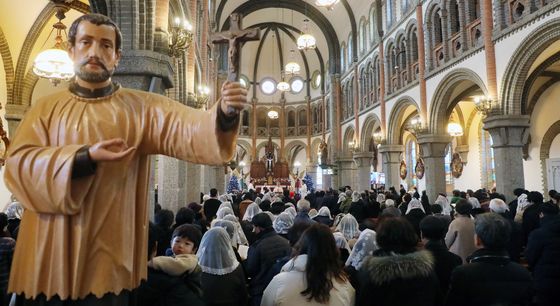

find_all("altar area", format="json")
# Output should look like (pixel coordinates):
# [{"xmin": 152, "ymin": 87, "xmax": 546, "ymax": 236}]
[{"xmin": 249, "ymin": 137, "xmax": 290, "ymax": 187}]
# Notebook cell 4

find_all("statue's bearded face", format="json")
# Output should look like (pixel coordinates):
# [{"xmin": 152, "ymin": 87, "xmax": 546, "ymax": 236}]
[{"xmin": 68, "ymin": 21, "xmax": 121, "ymax": 84}]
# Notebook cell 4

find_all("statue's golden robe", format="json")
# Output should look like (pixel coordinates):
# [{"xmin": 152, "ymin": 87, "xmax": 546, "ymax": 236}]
[{"xmin": 4, "ymin": 87, "xmax": 239, "ymax": 300}]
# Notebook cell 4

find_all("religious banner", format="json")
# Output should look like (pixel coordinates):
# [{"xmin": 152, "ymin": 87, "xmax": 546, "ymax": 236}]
[
  {"xmin": 400, "ymin": 160, "xmax": 408, "ymax": 180},
  {"xmin": 415, "ymin": 157, "xmax": 425, "ymax": 180},
  {"xmin": 451, "ymin": 152, "xmax": 464, "ymax": 178}
]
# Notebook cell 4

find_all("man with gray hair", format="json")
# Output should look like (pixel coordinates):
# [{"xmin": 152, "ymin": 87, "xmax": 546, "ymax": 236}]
[
  {"xmin": 489, "ymin": 198, "xmax": 523, "ymax": 262},
  {"xmin": 446, "ymin": 213, "xmax": 533, "ymax": 306},
  {"xmin": 294, "ymin": 199, "xmax": 314, "ymax": 224}
]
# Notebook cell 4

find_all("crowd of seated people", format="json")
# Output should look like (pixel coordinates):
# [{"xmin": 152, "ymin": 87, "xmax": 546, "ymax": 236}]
[{"xmin": 2, "ymin": 185, "xmax": 559, "ymax": 306}]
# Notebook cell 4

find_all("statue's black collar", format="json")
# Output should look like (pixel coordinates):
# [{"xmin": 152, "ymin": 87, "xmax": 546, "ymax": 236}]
[{"xmin": 69, "ymin": 81, "xmax": 120, "ymax": 98}]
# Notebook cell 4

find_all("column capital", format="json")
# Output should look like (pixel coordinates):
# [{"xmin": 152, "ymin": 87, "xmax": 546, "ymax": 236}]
[
  {"xmin": 417, "ymin": 133, "xmax": 451, "ymax": 158},
  {"xmin": 483, "ymin": 115, "xmax": 530, "ymax": 148},
  {"xmin": 352, "ymin": 152, "xmax": 373, "ymax": 167},
  {"xmin": 378, "ymin": 144, "xmax": 404, "ymax": 153}
]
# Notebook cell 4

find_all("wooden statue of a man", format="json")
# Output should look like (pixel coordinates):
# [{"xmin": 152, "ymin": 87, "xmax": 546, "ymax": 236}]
[{"xmin": 4, "ymin": 14, "xmax": 246, "ymax": 305}]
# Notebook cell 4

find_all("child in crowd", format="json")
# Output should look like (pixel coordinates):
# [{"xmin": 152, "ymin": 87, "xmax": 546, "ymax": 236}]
[
  {"xmin": 149, "ymin": 224, "xmax": 202, "ymax": 276},
  {"xmin": 138, "ymin": 223, "xmax": 204, "ymax": 306}
]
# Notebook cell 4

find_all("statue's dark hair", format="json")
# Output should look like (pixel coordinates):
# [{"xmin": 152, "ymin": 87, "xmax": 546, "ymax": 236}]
[{"xmin": 68, "ymin": 13, "xmax": 122, "ymax": 51}]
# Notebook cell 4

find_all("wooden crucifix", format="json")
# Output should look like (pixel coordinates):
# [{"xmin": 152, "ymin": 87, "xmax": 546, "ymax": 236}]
[{"xmin": 211, "ymin": 13, "xmax": 260, "ymax": 113}]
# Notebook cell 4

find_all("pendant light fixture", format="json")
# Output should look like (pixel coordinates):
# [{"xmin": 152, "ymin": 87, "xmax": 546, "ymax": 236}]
[{"xmin": 33, "ymin": 7, "xmax": 74, "ymax": 86}]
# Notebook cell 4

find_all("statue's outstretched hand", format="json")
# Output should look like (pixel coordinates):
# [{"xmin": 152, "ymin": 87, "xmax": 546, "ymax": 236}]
[
  {"xmin": 220, "ymin": 81, "xmax": 247, "ymax": 117},
  {"xmin": 88, "ymin": 138, "xmax": 136, "ymax": 162}
]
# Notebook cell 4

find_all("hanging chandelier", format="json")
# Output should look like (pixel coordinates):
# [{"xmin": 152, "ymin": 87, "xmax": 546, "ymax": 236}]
[
  {"xmin": 33, "ymin": 7, "xmax": 74, "ymax": 86},
  {"xmin": 284, "ymin": 49, "xmax": 301, "ymax": 75},
  {"xmin": 268, "ymin": 110, "xmax": 279, "ymax": 119},
  {"xmin": 277, "ymin": 79, "xmax": 291, "ymax": 92},
  {"xmin": 315, "ymin": 0, "xmax": 340, "ymax": 10},
  {"xmin": 447, "ymin": 122, "xmax": 464, "ymax": 137},
  {"xmin": 297, "ymin": 19, "xmax": 316, "ymax": 50}
]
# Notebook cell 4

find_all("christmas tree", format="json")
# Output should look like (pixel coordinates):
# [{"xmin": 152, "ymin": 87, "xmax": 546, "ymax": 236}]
[
  {"xmin": 303, "ymin": 173, "xmax": 314, "ymax": 193},
  {"xmin": 227, "ymin": 174, "xmax": 240, "ymax": 193}
]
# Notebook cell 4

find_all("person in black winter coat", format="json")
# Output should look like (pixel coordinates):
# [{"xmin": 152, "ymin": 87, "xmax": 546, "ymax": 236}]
[
  {"xmin": 349, "ymin": 191, "xmax": 367, "ymax": 224},
  {"xmin": 489, "ymin": 198, "xmax": 524, "ymax": 262},
  {"xmin": 420, "ymin": 216, "xmax": 462, "ymax": 293},
  {"xmin": 357, "ymin": 217, "xmax": 443, "ymax": 306},
  {"xmin": 138, "ymin": 223, "xmax": 205, "ymax": 306},
  {"xmin": 522, "ymin": 191, "xmax": 544, "ymax": 244},
  {"xmin": 525, "ymin": 203, "xmax": 560, "ymax": 306},
  {"xmin": 245, "ymin": 213, "xmax": 291, "ymax": 306},
  {"xmin": 446, "ymin": 213, "xmax": 534, "ymax": 306}
]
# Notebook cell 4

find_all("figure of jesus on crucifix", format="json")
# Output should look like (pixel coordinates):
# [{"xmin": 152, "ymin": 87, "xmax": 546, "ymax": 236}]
[{"xmin": 212, "ymin": 13, "xmax": 260, "ymax": 115}]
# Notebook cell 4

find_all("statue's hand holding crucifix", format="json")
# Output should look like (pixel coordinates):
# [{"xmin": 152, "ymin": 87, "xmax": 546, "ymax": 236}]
[{"xmin": 212, "ymin": 13, "xmax": 260, "ymax": 117}]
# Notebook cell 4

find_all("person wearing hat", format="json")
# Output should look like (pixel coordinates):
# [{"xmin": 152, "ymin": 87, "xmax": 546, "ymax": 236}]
[{"xmin": 245, "ymin": 213, "xmax": 291, "ymax": 306}]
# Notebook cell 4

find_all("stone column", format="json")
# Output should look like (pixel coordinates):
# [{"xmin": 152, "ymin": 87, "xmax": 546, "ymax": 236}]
[
  {"xmin": 330, "ymin": 74, "xmax": 342, "ymax": 154},
  {"xmin": 483, "ymin": 115, "xmax": 530, "ymax": 201},
  {"xmin": 207, "ymin": 165, "xmax": 226, "ymax": 194},
  {"xmin": 379, "ymin": 144, "xmax": 404, "ymax": 190},
  {"xmin": 157, "ymin": 156, "xmax": 187, "ymax": 212},
  {"xmin": 4, "ymin": 104, "xmax": 28, "ymax": 136},
  {"xmin": 185, "ymin": 162, "xmax": 202, "ymax": 204},
  {"xmin": 353, "ymin": 152, "xmax": 373, "ymax": 192},
  {"xmin": 252, "ymin": 98, "xmax": 258, "ymax": 160},
  {"xmin": 481, "ymin": 0, "xmax": 498, "ymax": 99},
  {"xmin": 417, "ymin": 134, "xmax": 451, "ymax": 202},
  {"xmin": 322, "ymin": 171, "xmax": 333, "ymax": 190},
  {"xmin": 416, "ymin": 3, "xmax": 428, "ymax": 124},
  {"xmin": 379, "ymin": 40, "xmax": 387, "ymax": 135},
  {"xmin": 337, "ymin": 157, "xmax": 356, "ymax": 189}
]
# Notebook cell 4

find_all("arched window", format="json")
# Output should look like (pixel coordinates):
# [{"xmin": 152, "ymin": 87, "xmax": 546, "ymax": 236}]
[
  {"xmin": 242, "ymin": 110, "xmax": 250, "ymax": 126},
  {"xmin": 370, "ymin": 7, "xmax": 378, "ymax": 45},
  {"xmin": 287, "ymin": 110, "xmax": 296, "ymax": 127},
  {"xmin": 348, "ymin": 36, "xmax": 353, "ymax": 66},
  {"xmin": 434, "ymin": 9, "xmax": 443, "ymax": 45},
  {"xmin": 341, "ymin": 43, "xmax": 346, "ymax": 72},
  {"xmin": 480, "ymin": 126, "xmax": 496, "ymax": 189},
  {"xmin": 361, "ymin": 20, "xmax": 368, "ymax": 53},
  {"xmin": 450, "ymin": 0, "xmax": 461, "ymax": 35},
  {"xmin": 445, "ymin": 144, "xmax": 454, "ymax": 187},
  {"xmin": 299, "ymin": 109, "xmax": 307, "ymax": 126},
  {"xmin": 386, "ymin": 0, "xmax": 394, "ymax": 27},
  {"xmin": 406, "ymin": 139, "xmax": 417, "ymax": 188}
]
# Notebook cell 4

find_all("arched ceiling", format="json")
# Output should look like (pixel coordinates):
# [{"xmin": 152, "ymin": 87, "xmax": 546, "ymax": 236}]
[{"xmin": 213, "ymin": 0, "xmax": 375, "ymax": 102}]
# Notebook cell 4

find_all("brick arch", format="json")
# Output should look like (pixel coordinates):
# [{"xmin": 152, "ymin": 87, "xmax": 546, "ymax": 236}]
[
  {"xmin": 310, "ymin": 137, "xmax": 323, "ymax": 164},
  {"xmin": 0, "ymin": 26, "xmax": 14, "ymax": 107},
  {"xmin": 342, "ymin": 125, "xmax": 355, "ymax": 155},
  {"xmin": 236, "ymin": 139, "xmax": 253, "ymax": 160},
  {"xmin": 387, "ymin": 95, "xmax": 420, "ymax": 145},
  {"xmin": 501, "ymin": 17, "xmax": 560, "ymax": 115},
  {"xmin": 360, "ymin": 113, "xmax": 382, "ymax": 151},
  {"xmin": 429, "ymin": 68, "xmax": 487, "ymax": 135},
  {"xmin": 540, "ymin": 121, "xmax": 560, "ymax": 160},
  {"xmin": 284, "ymin": 140, "xmax": 308, "ymax": 166},
  {"xmin": 540, "ymin": 120, "xmax": 560, "ymax": 193}
]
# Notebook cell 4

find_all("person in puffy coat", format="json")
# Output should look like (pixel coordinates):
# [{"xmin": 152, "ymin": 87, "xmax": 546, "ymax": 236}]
[{"xmin": 262, "ymin": 223, "xmax": 355, "ymax": 306}]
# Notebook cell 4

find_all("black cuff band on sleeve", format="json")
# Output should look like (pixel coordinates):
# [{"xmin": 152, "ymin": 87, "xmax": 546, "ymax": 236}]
[
  {"xmin": 72, "ymin": 146, "xmax": 97, "ymax": 179},
  {"xmin": 217, "ymin": 106, "xmax": 240, "ymax": 132}
]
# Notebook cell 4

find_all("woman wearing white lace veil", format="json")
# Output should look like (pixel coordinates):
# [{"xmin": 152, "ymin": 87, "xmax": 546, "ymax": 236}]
[
  {"xmin": 344, "ymin": 229, "xmax": 378, "ymax": 288},
  {"xmin": 223, "ymin": 214, "xmax": 248, "ymax": 246},
  {"xmin": 197, "ymin": 227, "xmax": 248, "ymax": 305},
  {"xmin": 285, "ymin": 206, "xmax": 297, "ymax": 218},
  {"xmin": 218, "ymin": 201, "xmax": 233, "ymax": 211},
  {"xmin": 336, "ymin": 214, "xmax": 360, "ymax": 243},
  {"xmin": 273, "ymin": 212, "xmax": 294, "ymax": 240},
  {"xmin": 313, "ymin": 206, "xmax": 333, "ymax": 226},
  {"xmin": 242, "ymin": 203, "xmax": 262, "ymax": 222},
  {"xmin": 435, "ymin": 194, "xmax": 452, "ymax": 215},
  {"xmin": 216, "ymin": 206, "xmax": 234, "ymax": 220},
  {"xmin": 333, "ymin": 231, "xmax": 351, "ymax": 263}
]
